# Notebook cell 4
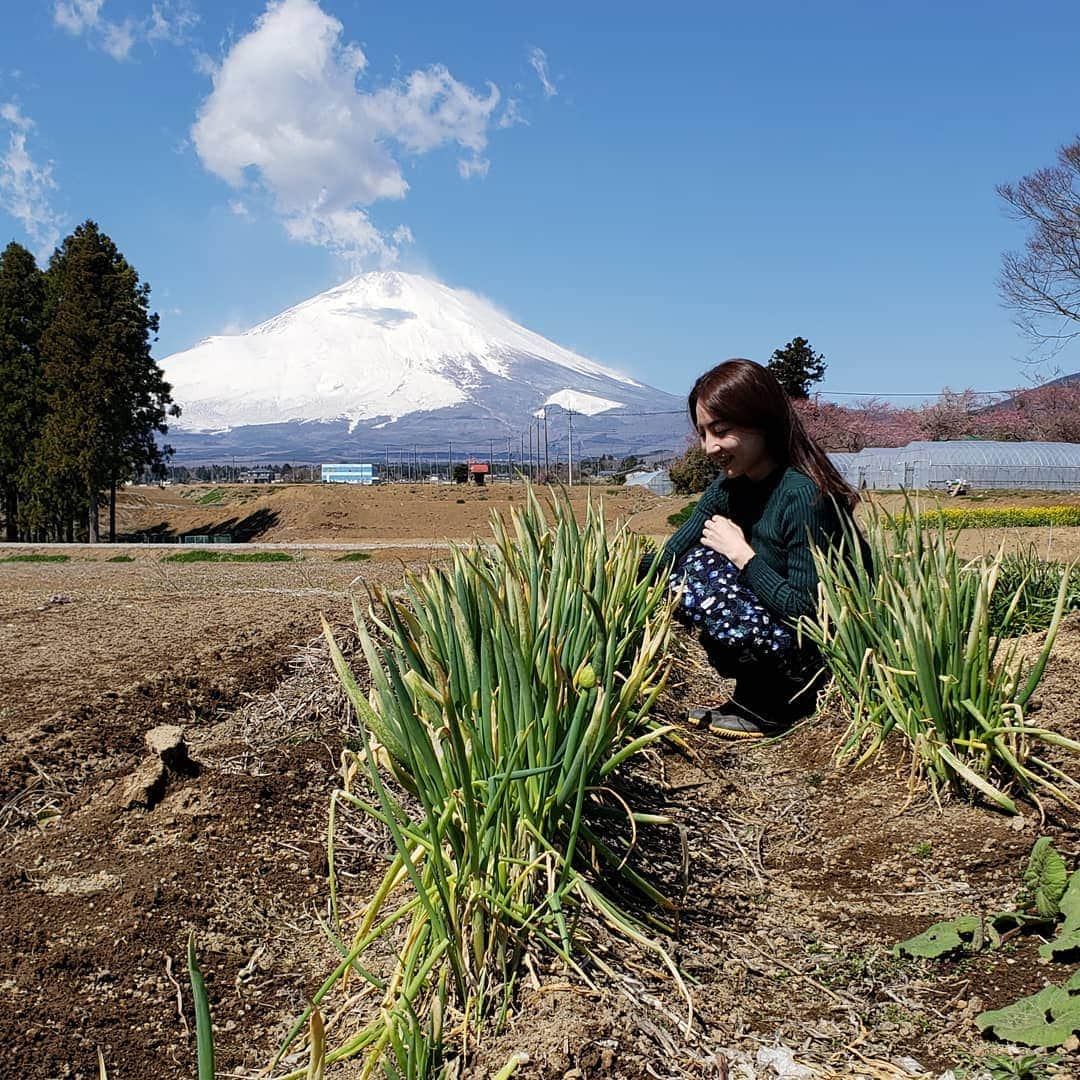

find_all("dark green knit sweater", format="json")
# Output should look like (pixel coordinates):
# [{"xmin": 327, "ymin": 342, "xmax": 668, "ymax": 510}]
[{"xmin": 659, "ymin": 466, "xmax": 850, "ymax": 621}]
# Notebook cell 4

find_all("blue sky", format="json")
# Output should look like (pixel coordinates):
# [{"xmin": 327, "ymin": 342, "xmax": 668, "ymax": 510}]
[{"xmin": 2, "ymin": 0, "xmax": 1079, "ymax": 401}]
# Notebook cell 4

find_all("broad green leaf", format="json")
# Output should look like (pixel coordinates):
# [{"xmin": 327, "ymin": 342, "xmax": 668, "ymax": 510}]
[
  {"xmin": 1040, "ymin": 925, "xmax": 1080, "ymax": 961},
  {"xmin": 1059, "ymin": 869, "xmax": 1080, "ymax": 925},
  {"xmin": 1039, "ymin": 872, "xmax": 1080, "ymax": 959},
  {"xmin": 1025, "ymin": 837, "xmax": 1069, "ymax": 918},
  {"xmin": 976, "ymin": 977, "xmax": 1080, "ymax": 1047},
  {"xmin": 894, "ymin": 915, "xmax": 983, "ymax": 958}
]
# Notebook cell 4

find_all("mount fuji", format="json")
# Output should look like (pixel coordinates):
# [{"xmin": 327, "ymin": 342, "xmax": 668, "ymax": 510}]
[{"xmin": 160, "ymin": 272, "xmax": 688, "ymax": 463}]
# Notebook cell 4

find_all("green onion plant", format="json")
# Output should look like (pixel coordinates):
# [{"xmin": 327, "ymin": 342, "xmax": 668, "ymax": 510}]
[
  {"xmin": 802, "ymin": 497, "xmax": 1080, "ymax": 815},
  {"xmin": 274, "ymin": 487, "xmax": 682, "ymax": 1077},
  {"xmin": 988, "ymin": 544, "xmax": 1080, "ymax": 637}
]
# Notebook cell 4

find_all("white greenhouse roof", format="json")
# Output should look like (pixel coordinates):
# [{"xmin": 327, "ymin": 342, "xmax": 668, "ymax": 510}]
[{"xmin": 827, "ymin": 440, "xmax": 1080, "ymax": 490}]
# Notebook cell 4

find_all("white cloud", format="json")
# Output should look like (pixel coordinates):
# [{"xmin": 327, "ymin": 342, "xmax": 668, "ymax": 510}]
[
  {"xmin": 457, "ymin": 155, "xmax": 489, "ymax": 180},
  {"xmin": 0, "ymin": 103, "xmax": 32, "ymax": 130},
  {"xmin": 191, "ymin": 0, "xmax": 503, "ymax": 266},
  {"xmin": 497, "ymin": 98, "xmax": 527, "ymax": 129},
  {"xmin": 228, "ymin": 198, "xmax": 251, "ymax": 218},
  {"xmin": 148, "ymin": 1, "xmax": 199, "ymax": 45},
  {"xmin": 528, "ymin": 46, "xmax": 556, "ymax": 98},
  {"xmin": 53, "ymin": 0, "xmax": 198, "ymax": 60},
  {"xmin": 0, "ymin": 104, "xmax": 64, "ymax": 262},
  {"xmin": 192, "ymin": 50, "xmax": 217, "ymax": 77},
  {"xmin": 53, "ymin": 0, "xmax": 105, "ymax": 35},
  {"xmin": 101, "ymin": 19, "xmax": 136, "ymax": 60}
]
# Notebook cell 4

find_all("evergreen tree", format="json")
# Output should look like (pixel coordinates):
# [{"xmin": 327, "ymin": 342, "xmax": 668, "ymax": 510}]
[
  {"xmin": 0, "ymin": 242, "xmax": 47, "ymax": 540},
  {"xmin": 766, "ymin": 337, "xmax": 827, "ymax": 399},
  {"xmin": 38, "ymin": 221, "xmax": 177, "ymax": 542}
]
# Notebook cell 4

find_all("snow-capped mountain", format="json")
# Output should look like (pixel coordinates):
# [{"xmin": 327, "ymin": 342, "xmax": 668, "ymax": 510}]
[{"xmin": 161, "ymin": 272, "xmax": 688, "ymax": 462}]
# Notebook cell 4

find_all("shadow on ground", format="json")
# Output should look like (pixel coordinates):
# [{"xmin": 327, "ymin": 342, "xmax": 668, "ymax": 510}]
[{"xmin": 118, "ymin": 509, "xmax": 281, "ymax": 544}]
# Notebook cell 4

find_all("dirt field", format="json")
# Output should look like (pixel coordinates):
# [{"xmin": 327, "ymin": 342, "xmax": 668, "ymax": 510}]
[{"xmin": 3, "ymin": 484, "xmax": 1080, "ymax": 1079}]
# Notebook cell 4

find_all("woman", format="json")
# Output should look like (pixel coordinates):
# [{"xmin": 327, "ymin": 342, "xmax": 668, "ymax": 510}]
[{"xmin": 657, "ymin": 359, "xmax": 861, "ymax": 738}]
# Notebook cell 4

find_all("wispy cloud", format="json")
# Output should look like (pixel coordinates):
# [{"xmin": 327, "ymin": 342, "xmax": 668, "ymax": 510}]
[
  {"xmin": 457, "ymin": 155, "xmax": 490, "ymax": 179},
  {"xmin": 497, "ymin": 98, "xmax": 527, "ymax": 129},
  {"xmin": 53, "ymin": 0, "xmax": 198, "ymax": 60},
  {"xmin": 0, "ymin": 103, "xmax": 64, "ymax": 262},
  {"xmin": 528, "ymin": 46, "xmax": 557, "ymax": 98},
  {"xmin": 191, "ymin": 0, "xmax": 504, "ymax": 266},
  {"xmin": 147, "ymin": 1, "xmax": 199, "ymax": 45}
]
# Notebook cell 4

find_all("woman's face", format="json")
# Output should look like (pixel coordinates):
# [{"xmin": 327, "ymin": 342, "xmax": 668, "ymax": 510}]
[{"xmin": 694, "ymin": 401, "xmax": 775, "ymax": 481}]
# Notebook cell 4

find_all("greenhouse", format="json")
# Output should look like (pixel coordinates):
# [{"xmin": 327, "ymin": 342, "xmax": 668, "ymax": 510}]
[
  {"xmin": 624, "ymin": 468, "xmax": 675, "ymax": 495},
  {"xmin": 828, "ymin": 441, "xmax": 1080, "ymax": 491}
]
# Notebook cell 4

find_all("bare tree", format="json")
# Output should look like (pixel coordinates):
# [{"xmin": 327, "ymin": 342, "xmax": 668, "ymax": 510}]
[{"xmin": 998, "ymin": 137, "xmax": 1080, "ymax": 350}]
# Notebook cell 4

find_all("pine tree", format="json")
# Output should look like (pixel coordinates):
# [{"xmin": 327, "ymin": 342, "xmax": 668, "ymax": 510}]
[
  {"xmin": 38, "ymin": 221, "xmax": 177, "ymax": 542},
  {"xmin": 766, "ymin": 337, "xmax": 827, "ymax": 399},
  {"xmin": 0, "ymin": 242, "xmax": 47, "ymax": 540}
]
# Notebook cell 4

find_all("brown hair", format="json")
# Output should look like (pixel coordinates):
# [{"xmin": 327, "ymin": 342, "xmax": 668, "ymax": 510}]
[{"xmin": 688, "ymin": 358, "xmax": 858, "ymax": 510}]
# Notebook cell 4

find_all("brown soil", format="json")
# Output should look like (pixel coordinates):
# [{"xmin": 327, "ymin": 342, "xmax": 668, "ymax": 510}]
[
  {"xmin": 3, "ymin": 485, "xmax": 1080, "ymax": 1079},
  {"xmin": 106, "ymin": 481, "xmax": 1080, "ymax": 560},
  {"xmin": 108, "ymin": 481, "xmax": 664, "ymax": 546}
]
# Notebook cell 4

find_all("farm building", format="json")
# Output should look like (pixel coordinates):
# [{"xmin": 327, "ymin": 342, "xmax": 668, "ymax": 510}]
[
  {"xmin": 828, "ymin": 441, "xmax": 1080, "ymax": 491},
  {"xmin": 321, "ymin": 462, "xmax": 380, "ymax": 485},
  {"xmin": 624, "ymin": 468, "xmax": 675, "ymax": 496}
]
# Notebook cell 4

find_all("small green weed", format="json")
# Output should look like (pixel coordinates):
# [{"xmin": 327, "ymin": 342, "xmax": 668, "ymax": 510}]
[
  {"xmin": 162, "ymin": 550, "xmax": 293, "ymax": 563},
  {"xmin": 910, "ymin": 840, "xmax": 933, "ymax": 858},
  {"xmin": 972, "ymin": 1051, "xmax": 1063, "ymax": 1080},
  {"xmin": 195, "ymin": 488, "xmax": 225, "ymax": 505},
  {"xmin": 334, "ymin": 551, "xmax": 372, "ymax": 562},
  {"xmin": 105, "ymin": 554, "xmax": 135, "ymax": 563},
  {"xmin": 0, "ymin": 553, "xmax": 70, "ymax": 563},
  {"xmin": 667, "ymin": 501, "xmax": 697, "ymax": 527}
]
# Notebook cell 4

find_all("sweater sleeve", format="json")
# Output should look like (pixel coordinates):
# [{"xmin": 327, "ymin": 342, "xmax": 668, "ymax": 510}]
[
  {"xmin": 740, "ymin": 486, "xmax": 840, "ymax": 621},
  {"xmin": 657, "ymin": 478, "xmax": 730, "ymax": 569}
]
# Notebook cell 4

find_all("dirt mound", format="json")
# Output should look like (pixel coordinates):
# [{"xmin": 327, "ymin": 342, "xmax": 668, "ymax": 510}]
[{"xmin": 111, "ymin": 482, "xmax": 668, "ymax": 545}]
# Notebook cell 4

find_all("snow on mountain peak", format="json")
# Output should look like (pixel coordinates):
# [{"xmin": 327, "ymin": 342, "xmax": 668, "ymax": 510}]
[{"xmin": 161, "ymin": 271, "xmax": 656, "ymax": 438}]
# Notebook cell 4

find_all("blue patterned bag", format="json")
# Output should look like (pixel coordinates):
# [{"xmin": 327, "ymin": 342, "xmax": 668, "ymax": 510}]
[{"xmin": 668, "ymin": 544, "xmax": 796, "ymax": 661}]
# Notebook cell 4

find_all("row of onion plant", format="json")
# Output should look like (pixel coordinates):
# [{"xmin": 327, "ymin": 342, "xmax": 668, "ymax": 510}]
[
  {"xmin": 988, "ymin": 544, "xmax": 1080, "ymax": 636},
  {"xmin": 801, "ymin": 498, "xmax": 1080, "ymax": 815},
  {"xmin": 273, "ymin": 488, "xmax": 682, "ymax": 1077}
]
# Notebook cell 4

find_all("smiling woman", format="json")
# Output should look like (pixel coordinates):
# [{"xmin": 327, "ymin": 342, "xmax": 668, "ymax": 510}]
[{"xmin": 651, "ymin": 359, "xmax": 864, "ymax": 738}]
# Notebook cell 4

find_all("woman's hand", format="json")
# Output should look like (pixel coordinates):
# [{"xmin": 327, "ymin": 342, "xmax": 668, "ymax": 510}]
[{"xmin": 701, "ymin": 515, "xmax": 756, "ymax": 569}]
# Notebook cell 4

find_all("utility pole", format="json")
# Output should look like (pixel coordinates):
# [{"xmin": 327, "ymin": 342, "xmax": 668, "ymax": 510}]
[
  {"xmin": 385, "ymin": 446, "xmax": 389, "ymax": 483},
  {"xmin": 543, "ymin": 407, "xmax": 549, "ymax": 478},
  {"xmin": 568, "ymin": 410, "xmax": 573, "ymax": 487},
  {"xmin": 448, "ymin": 440, "xmax": 452, "ymax": 484},
  {"xmin": 528, "ymin": 425, "xmax": 533, "ymax": 481},
  {"xmin": 520, "ymin": 433, "xmax": 525, "ymax": 484}
]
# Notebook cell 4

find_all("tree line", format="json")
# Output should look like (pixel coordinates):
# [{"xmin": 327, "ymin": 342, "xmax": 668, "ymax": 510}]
[{"xmin": 0, "ymin": 221, "xmax": 177, "ymax": 543}]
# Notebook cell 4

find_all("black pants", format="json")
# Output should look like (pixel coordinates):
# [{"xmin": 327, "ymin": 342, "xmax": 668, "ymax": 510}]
[{"xmin": 701, "ymin": 636, "xmax": 826, "ymax": 723}]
